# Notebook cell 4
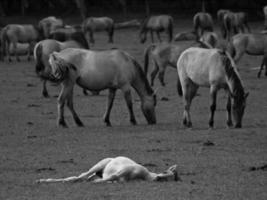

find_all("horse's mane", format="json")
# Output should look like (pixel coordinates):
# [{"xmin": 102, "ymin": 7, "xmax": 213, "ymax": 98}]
[
  {"xmin": 128, "ymin": 54, "xmax": 154, "ymax": 95},
  {"xmin": 220, "ymin": 51, "xmax": 244, "ymax": 97}
]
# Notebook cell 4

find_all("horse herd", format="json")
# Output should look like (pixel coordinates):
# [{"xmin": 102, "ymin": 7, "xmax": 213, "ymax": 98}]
[
  {"xmin": 0, "ymin": 7, "xmax": 267, "ymax": 184},
  {"xmin": 1, "ymin": 7, "xmax": 267, "ymax": 131}
]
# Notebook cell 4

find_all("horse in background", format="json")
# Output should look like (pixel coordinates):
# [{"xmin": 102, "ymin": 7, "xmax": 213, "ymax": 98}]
[
  {"xmin": 232, "ymin": 33, "xmax": 267, "ymax": 77},
  {"xmin": 193, "ymin": 12, "xmax": 213, "ymax": 39},
  {"xmin": 1, "ymin": 24, "xmax": 43, "ymax": 62},
  {"xmin": 48, "ymin": 48, "xmax": 157, "ymax": 127},
  {"xmin": 82, "ymin": 17, "xmax": 114, "ymax": 45},
  {"xmin": 34, "ymin": 39, "xmax": 89, "ymax": 98},
  {"xmin": 177, "ymin": 47, "xmax": 248, "ymax": 128},
  {"xmin": 222, "ymin": 11, "xmax": 250, "ymax": 41},
  {"xmin": 38, "ymin": 16, "xmax": 64, "ymax": 39},
  {"xmin": 139, "ymin": 15, "xmax": 173, "ymax": 43},
  {"xmin": 37, "ymin": 156, "xmax": 178, "ymax": 183},
  {"xmin": 217, "ymin": 9, "xmax": 231, "ymax": 37}
]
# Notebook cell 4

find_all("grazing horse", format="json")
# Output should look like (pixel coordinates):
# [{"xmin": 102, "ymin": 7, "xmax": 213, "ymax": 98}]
[
  {"xmin": 34, "ymin": 39, "xmax": 89, "ymax": 98},
  {"xmin": 232, "ymin": 33, "xmax": 267, "ymax": 77},
  {"xmin": 144, "ymin": 41, "xmax": 209, "ymax": 88},
  {"xmin": 48, "ymin": 48, "xmax": 157, "ymax": 127},
  {"xmin": 1, "ymin": 24, "xmax": 42, "ymax": 62},
  {"xmin": 82, "ymin": 17, "xmax": 114, "ymax": 45},
  {"xmin": 38, "ymin": 16, "xmax": 64, "ymax": 38},
  {"xmin": 264, "ymin": 6, "xmax": 267, "ymax": 30},
  {"xmin": 37, "ymin": 156, "xmax": 179, "ymax": 183},
  {"xmin": 177, "ymin": 47, "xmax": 248, "ymax": 128},
  {"xmin": 139, "ymin": 15, "xmax": 173, "ymax": 43},
  {"xmin": 223, "ymin": 11, "xmax": 250, "ymax": 41},
  {"xmin": 193, "ymin": 12, "xmax": 213, "ymax": 39}
]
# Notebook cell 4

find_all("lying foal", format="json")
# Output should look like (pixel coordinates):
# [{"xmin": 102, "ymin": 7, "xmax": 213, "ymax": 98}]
[{"xmin": 37, "ymin": 156, "xmax": 179, "ymax": 183}]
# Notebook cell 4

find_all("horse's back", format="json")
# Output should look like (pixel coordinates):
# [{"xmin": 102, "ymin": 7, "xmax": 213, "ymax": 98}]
[
  {"xmin": 5, "ymin": 24, "xmax": 38, "ymax": 42},
  {"xmin": 147, "ymin": 15, "xmax": 172, "ymax": 29},
  {"xmin": 83, "ymin": 17, "xmax": 114, "ymax": 31},
  {"xmin": 178, "ymin": 47, "xmax": 225, "ymax": 86}
]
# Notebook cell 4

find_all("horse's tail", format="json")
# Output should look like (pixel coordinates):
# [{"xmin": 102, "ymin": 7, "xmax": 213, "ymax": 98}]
[
  {"xmin": 168, "ymin": 17, "xmax": 173, "ymax": 42},
  {"xmin": 176, "ymin": 72, "xmax": 183, "ymax": 97},
  {"xmin": 48, "ymin": 53, "xmax": 74, "ymax": 83},
  {"xmin": 144, "ymin": 43, "xmax": 156, "ymax": 75},
  {"xmin": 34, "ymin": 43, "xmax": 45, "ymax": 76}
]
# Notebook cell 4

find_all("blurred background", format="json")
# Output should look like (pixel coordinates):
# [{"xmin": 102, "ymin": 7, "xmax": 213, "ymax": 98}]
[{"xmin": 0, "ymin": 0, "xmax": 266, "ymax": 20}]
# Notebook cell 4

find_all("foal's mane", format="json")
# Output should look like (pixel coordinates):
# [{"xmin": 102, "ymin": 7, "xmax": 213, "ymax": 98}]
[{"xmin": 220, "ymin": 51, "xmax": 244, "ymax": 97}]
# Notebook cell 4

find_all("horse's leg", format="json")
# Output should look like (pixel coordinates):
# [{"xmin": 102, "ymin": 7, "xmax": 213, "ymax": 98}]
[
  {"xmin": 257, "ymin": 57, "xmax": 266, "ymax": 78},
  {"xmin": 182, "ymin": 80, "xmax": 198, "ymax": 127},
  {"xmin": 27, "ymin": 42, "xmax": 33, "ymax": 61},
  {"xmin": 103, "ymin": 88, "xmax": 116, "ymax": 126},
  {"xmin": 89, "ymin": 30, "xmax": 95, "ymax": 45},
  {"xmin": 108, "ymin": 25, "xmax": 114, "ymax": 43},
  {"xmin": 13, "ymin": 42, "xmax": 20, "ymax": 62},
  {"xmin": 158, "ymin": 68, "xmax": 166, "ymax": 87},
  {"xmin": 42, "ymin": 80, "xmax": 49, "ymax": 98},
  {"xmin": 150, "ymin": 60, "xmax": 159, "ymax": 86},
  {"xmin": 208, "ymin": 85, "xmax": 218, "ymax": 128},
  {"xmin": 122, "ymin": 87, "xmax": 137, "ymax": 125},
  {"xmin": 57, "ymin": 84, "xmax": 68, "ymax": 127},
  {"xmin": 156, "ymin": 31, "xmax": 162, "ymax": 43},
  {"xmin": 234, "ymin": 48, "xmax": 245, "ymax": 64},
  {"xmin": 6, "ymin": 41, "xmax": 12, "ymax": 62},
  {"xmin": 226, "ymin": 92, "xmax": 233, "ymax": 127},
  {"xmin": 150, "ymin": 31, "xmax": 154, "ymax": 43}
]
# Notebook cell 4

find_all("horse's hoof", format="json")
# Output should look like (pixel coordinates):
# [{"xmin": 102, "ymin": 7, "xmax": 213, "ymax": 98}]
[
  {"xmin": 27, "ymin": 57, "xmax": 31, "ymax": 61},
  {"xmin": 131, "ymin": 119, "xmax": 137, "ymax": 125},
  {"xmin": 42, "ymin": 92, "xmax": 49, "ymax": 98},
  {"xmin": 58, "ymin": 120, "xmax": 68, "ymax": 128},
  {"xmin": 227, "ymin": 120, "xmax": 233, "ymax": 128},
  {"xmin": 76, "ymin": 120, "xmax": 84, "ymax": 127}
]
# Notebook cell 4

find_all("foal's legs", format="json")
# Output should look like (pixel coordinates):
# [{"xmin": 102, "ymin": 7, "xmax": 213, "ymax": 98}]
[
  {"xmin": 182, "ymin": 80, "xmax": 198, "ymax": 127},
  {"xmin": 42, "ymin": 80, "xmax": 49, "ymax": 98},
  {"xmin": 122, "ymin": 86, "xmax": 137, "ymax": 125},
  {"xmin": 103, "ymin": 88, "xmax": 116, "ymax": 126},
  {"xmin": 208, "ymin": 85, "xmax": 218, "ymax": 128}
]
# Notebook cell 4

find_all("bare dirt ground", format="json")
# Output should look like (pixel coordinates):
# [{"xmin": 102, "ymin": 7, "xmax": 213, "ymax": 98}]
[{"xmin": 0, "ymin": 16, "xmax": 266, "ymax": 200}]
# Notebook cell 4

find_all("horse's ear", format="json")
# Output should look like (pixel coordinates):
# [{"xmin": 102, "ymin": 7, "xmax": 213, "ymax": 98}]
[{"xmin": 244, "ymin": 92, "xmax": 249, "ymax": 99}]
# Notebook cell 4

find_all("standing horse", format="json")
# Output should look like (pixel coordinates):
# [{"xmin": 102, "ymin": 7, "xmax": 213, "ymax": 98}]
[
  {"xmin": 34, "ymin": 39, "xmax": 89, "ymax": 97},
  {"xmin": 232, "ymin": 33, "xmax": 267, "ymax": 77},
  {"xmin": 217, "ymin": 9, "xmax": 230, "ymax": 37},
  {"xmin": 37, "ymin": 156, "xmax": 178, "ymax": 183},
  {"xmin": 193, "ymin": 12, "xmax": 213, "ymax": 39},
  {"xmin": 139, "ymin": 15, "xmax": 173, "ymax": 43},
  {"xmin": 48, "ymin": 48, "xmax": 157, "ymax": 127},
  {"xmin": 82, "ymin": 17, "xmax": 114, "ymax": 45},
  {"xmin": 223, "ymin": 11, "xmax": 250, "ymax": 41},
  {"xmin": 177, "ymin": 47, "xmax": 248, "ymax": 128},
  {"xmin": 38, "ymin": 16, "xmax": 64, "ymax": 39},
  {"xmin": 144, "ymin": 41, "xmax": 209, "ymax": 88},
  {"xmin": 1, "ymin": 24, "xmax": 42, "ymax": 62}
]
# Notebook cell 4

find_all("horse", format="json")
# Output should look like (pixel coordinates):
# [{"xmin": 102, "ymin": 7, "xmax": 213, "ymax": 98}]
[
  {"xmin": 48, "ymin": 48, "xmax": 157, "ymax": 127},
  {"xmin": 177, "ymin": 47, "xmax": 248, "ymax": 128},
  {"xmin": 82, "ymin": 17, "xmax": 114, "ymax": 45},
  {"xmin": 222, "ymin": 11, "xmax": 250, "ymax": 41},
  {"xmin": 34, "ymin": 39, "xmax": 89, "ymax": 98},
  {"xmin": 37, "ymin": 156, "xmax": 179, "ymax": 183},
  {"xmin": 38, "ymin": 16, "xmax": 64, "ymax": 39},
  {"xmin": 144, "ymin": 41, "xmax": 210, "ymax": 88},
  {"xmin": 1, "ymin": 24, "xmax": 42, "ymax": 62},
  {"xmin": 48, "ymin": 26, "xmax": 89, "ymax": 49},
  {"xmin": 193, "ymin": 12, "xmax": 213, "ymax": 39},
  {"xmin": 174, "ymin": 31, "xmax": 197, "ymax": 41},
  {"xmin": 139, "ymin": 15, "xmax": 173, "ymax": 43},
  {"xmin": 217, "ymin": 9, "xmax": 231, "ymax": 37},
  {"xmin": 264, "ymin": 6, "xmax": 267, "ymax": 30},
  {"xmin": 232, "ymin": 33, "xmax": 267, "ymax": 77}
]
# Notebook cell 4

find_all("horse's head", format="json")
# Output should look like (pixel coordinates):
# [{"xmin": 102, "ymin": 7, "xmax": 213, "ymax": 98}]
[
  {"xmin": 155, "ymin": 165, "xmax": 180, "ymax": 182},
  {"xmin": 232, "ymin": 92, "xmax": 249, "ymax": 128},
  {"xmin": 141, "ymin": 93, "xmax": 157, "ymax": 124}
]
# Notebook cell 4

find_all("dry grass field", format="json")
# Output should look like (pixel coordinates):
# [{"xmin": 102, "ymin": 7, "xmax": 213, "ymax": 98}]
[{"xmin": 0, "ymin": 15, "xmax": 266, "ymax": 200}]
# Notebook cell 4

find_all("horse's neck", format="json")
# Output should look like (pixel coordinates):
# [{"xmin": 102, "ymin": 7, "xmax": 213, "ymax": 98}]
[
  {"xmin": 131, "ymin": 65, "xmax": 153, "ymax": 100},
  {"xmin": 225, "ymin": 61, "xmax": 244, "ymax": 96}
]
